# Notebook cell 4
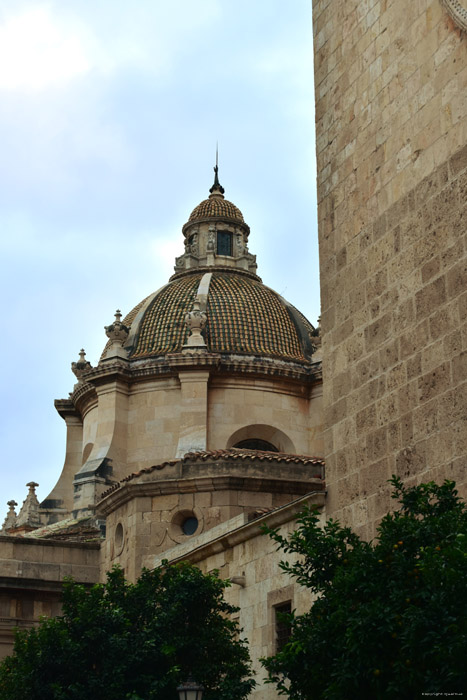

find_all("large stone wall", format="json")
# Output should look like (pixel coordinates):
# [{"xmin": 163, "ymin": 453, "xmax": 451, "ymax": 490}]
[
  {"xmin": 313, "ymin": 0, "xmax": 467, "ymax": 535},
  {"xmin": 0, "ymin": 536, "xmax": 100, "ymax": 659}
]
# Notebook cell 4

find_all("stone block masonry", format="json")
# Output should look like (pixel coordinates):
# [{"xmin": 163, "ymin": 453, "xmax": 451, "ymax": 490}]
[{"xmin": 313, "ymin": 0, "xmax": 467, "ymax": 536}]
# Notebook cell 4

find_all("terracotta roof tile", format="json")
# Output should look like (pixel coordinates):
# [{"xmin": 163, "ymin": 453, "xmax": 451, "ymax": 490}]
[
  {"xmin": 188, "ymin": 198, "xmax": 244, "ymax": 223},
  {"xmin": 131, "ymin": 275, "xmax": 201, "ymax": 358},
  {"xmin": 100, "ymin": 459, "xmax": 178, "ymax": 499},
  {"xmin": 182, "ymin": 448, "xmax": 325, "ymax": 468},
  {"xmin": 205, "ymin": 274, "xmax": 312, "ymax": 361},
  {"xmin": 99, "ymin": 449, "xmax": 325, "ymax": 501},
  {"xmin": 123, "ymin": 272, "xmax": 314, "ymax": 362}
]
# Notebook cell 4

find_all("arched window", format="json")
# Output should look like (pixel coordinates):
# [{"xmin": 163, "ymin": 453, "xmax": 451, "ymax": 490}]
[
  {"xmin": 233, "ymin": 439, "xmax": 279, "ymax": 452},
  {"xmin": 227, "ymin": 424, "xmax": 295, "ymax": 454}
]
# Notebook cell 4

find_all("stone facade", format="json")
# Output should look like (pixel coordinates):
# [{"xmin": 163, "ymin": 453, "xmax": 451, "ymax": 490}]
[
  {"xmin": 98, "ymin": 451, "xmax": 325, "ymax": 581},
  {"xmin": 0, "ymin": 536, "xmax": 100, "ymax": 660},
  {"xmin": 313, "ymin": 0, "xmax": 467, "ymax": 536},
  {"xmin": 0, "ymin": 173, "xmax": 323, "ymax": 700},
  {"xmin": 148, "ymin": 491, "xmax": 326, "ymax": 700}
]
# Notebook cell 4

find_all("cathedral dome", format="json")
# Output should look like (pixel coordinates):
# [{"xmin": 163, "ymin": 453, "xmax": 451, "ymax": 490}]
[
  {"xmin": 100, "ymin": 168, "xmax": 317, "ymax": 367},
  {"xmin": 119, "ymin": 271, "xmax": 315, "ymax": 364},
  {"xmin": 187, "ymin": 197, "xmax": 244, "ymax": 225}
]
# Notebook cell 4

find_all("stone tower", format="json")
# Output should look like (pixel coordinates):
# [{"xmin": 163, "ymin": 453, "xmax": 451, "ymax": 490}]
[{"xmin": 313, "ymin": 0, "xmax": 467, "ymax": 536}]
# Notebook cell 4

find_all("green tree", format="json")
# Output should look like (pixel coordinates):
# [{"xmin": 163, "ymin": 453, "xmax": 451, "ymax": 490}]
[
  {"xmin": 0, "ymin": 562, "xmax": 254, "ymax": 700},
  {"xmin": 262, "ymin": 477, "xmax": 467, "ymax": 699}
]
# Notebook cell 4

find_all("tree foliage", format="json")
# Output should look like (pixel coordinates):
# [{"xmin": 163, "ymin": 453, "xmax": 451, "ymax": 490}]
[
  {"xmin": 0, "ymin": 562, "xmax": 254, "ymax": 700},
  {"xmin": 262, "ymin": 477, "xmax": 467, "ymax": 699}
]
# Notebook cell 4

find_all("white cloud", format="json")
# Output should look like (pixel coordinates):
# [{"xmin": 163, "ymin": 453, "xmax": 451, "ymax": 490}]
[
  {"xmin": 0, "ymin": 7, "xmax": 90, "ymax": 90},
  {"xmin": 0, "ymin": 0, "xmax": 223, "ymax": 92}
]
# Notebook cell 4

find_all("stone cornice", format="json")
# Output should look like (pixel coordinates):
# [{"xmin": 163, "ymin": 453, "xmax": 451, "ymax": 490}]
[
  {"xmin": 441, "ymin": 0, "xmax": 467, "ymax": 30},
  {"xmin": 0, "ymin": 577, "xmax": 69, "ymax": 594},
  {"xmin": 66, "ymin": 354, "xmax": 322, "ymax": 406},
  {"xmin": 216, "ymin": 354, "xmax": 320, "ymax": 382},
  {"xmin": 63, "ymin": 382, "xmax": 97, "ymax": 420},
  {"xmin": 170, "ymin": 264, "xmax": 260, "ymax": 282},
  {"xmin": 71, "ymin": 381, "xmax": 95, "ymax": 403},
  {"xmin": 96, "ymin": 474, "xmax": 325, "ymax": 516},
  {"xmin": 81, "ymin": 360, "xmax": 133, "ymax": 386},
  {"xmin": 182, "ymin": 215, "xmax": 250, "ymax": 237},
  {"xmin": 0, "ymin": 534, "xmax": 100, "ymax": 549},
  {"xmin": 54, "ymin": 398, "xmax": 80, "ymax": 420}
]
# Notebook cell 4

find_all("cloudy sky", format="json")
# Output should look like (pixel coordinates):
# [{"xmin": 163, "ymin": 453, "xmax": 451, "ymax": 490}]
[{"xmin": 0, "ymin": 0, "xmax": 319, "ymax": 515}]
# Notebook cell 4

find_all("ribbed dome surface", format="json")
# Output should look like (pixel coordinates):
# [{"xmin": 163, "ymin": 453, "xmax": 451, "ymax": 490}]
[
  {"xmin": 188, "ymin": 197, "xmax": 244, "ymax": 223},
  {"xmin": 126, "ymin": 272, "xmax": 314, "ymax": 363},
  {"xmin": 131, "ymin": 275, "xmax": 202, "ymax": 357}
]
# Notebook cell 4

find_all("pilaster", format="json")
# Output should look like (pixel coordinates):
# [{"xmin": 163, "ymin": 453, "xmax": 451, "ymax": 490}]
[{"xmin": 175, "ymin": 371, "xmax": 210, "ymax": 457}]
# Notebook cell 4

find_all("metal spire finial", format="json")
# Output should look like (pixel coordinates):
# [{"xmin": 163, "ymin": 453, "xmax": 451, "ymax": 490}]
[{"xmin": 210, "ymin": 142, "xmax": 225, "ymax": 195}]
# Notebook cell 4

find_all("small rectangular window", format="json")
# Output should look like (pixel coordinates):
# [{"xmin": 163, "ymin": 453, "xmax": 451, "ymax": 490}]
[
  {"xmin": 275, "ymin": 601, "xmax": 292, "ymax": 652},
  {"xmin": 217, "ymin": 231, "xmax": 232, "ymax": 256}
]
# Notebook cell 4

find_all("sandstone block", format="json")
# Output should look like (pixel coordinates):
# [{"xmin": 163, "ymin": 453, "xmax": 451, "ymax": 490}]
[
  {"xmin": 418, "ymin": 362, "xmax": 451, "ymax": 403},
  {"xmin": 415, "ymin": 275, "xmax": 447, "ymax": 319},
  {"xmin": 449, "ymin": 142, "xmax": 467, "ymax": 175},
  {"xmin": 452, "ymin": 352, "xmax": 467, "ymax": 384},
  {"xmin": 446, "ymin": 260, "xmax": 467, "ymax": 298},
  {"xmin": 366, "ymin": 427, "xmax": 388, "ymax": 461}
]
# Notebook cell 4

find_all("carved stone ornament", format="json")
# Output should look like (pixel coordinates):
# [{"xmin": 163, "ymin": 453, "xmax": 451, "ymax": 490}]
[
  {"xmin": 190, "ymin": 233, "xmax": 199, "ymax": 256},
  {"xmin": 1, "ymin": 500, "xmax": 18, "ymax": 532},
  {"xmin": 184, "ymin": 299, "xmax": 207, "ymax": 347},
  {"xmin": 105, "ymin": 310, "xmax": 129, "ymax": 345},
  {"xmin": 441, "ymin": 0, "xmax": 467, "ymax": 30},
  {"xmin": 207, "ymin": 225, "xmax": 216, "ymax": 251},
  {"xmin": 72, "ymin": 348, "xmax": 92, "ymax": 381}
]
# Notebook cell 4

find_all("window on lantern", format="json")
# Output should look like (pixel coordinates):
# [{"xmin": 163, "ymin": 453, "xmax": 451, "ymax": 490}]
[{"xmin": 217, "ymin": 230, "xmax": 232, "ymax": 256}]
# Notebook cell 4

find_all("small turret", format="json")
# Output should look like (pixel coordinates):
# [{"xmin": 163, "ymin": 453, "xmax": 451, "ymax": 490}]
[
  {"xmin": 16, "ymin": 482, "xmax": 42, "ymax": 531},
  {"xmin": 0, "ymin": 500, "xmax": 18, "ymax": 534}
]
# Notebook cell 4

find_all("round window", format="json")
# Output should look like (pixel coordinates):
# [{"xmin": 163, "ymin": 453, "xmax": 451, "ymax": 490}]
[
  {"xmin": 114, "ymin": 522, "xmax": 124, "ymax": 555},
  {"xmin": 181, "ymin": 516, "xmax": 198, "ymax": 536},
  {"xmin": 169, "ymin": 508, "xmax": 203, "ymax": 543}
]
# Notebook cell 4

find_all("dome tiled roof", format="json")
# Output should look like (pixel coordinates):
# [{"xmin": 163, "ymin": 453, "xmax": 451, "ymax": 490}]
[
  {"xmin": 123, "ymin": 272, "xmax": 315, "ymax": 363},
  {"xmin": 188, "ymin": 197, "xmax": 244, "ymax": 224},
  {"xmin": 131, "ymin": 274, "xmax": 202, "ymax": 357}
]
